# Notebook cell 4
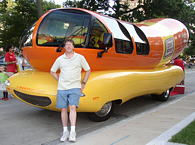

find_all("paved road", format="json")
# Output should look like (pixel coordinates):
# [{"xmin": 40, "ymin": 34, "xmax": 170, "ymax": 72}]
[{"xmin": 0, "ymin": 68, "xmax": 195, "ymax": 145}]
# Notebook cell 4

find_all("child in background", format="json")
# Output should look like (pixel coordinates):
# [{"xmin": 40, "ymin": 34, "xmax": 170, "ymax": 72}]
[{"xmin": 0, "ymin": 65, "xmax": 11, "ymax": 100}]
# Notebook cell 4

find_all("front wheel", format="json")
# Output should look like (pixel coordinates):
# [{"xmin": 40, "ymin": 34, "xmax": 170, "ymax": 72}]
[
  {"xmin": 151, "ymin": 89, "xmax": 170, "ymax": 102},
  {"xmin": 87, "ymin": 101, "xmax": 115, "ymax": 122}
]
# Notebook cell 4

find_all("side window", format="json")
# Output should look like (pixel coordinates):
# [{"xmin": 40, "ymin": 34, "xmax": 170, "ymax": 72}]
[
  {"xmin": 100, "ymin": 16, "xmax": 133, "ymax": 54},
  {"xmin": 120, "ymin": 22, "xmax": 150, "ymax": 55},
  {"xmin": 115, "ymin": 39, "xmax": 133, "ymax": 54},
  {"xmin": 89, "ymin": 18, "xmax": 107, "ymax": 49},
  {"xmin": 133, "ymin": 25, "xmax": 150, "ymax": 55},
  {"xmin": 115, "ymin": 22, "xmax": 133, "ymax": 54},
  {"xmin": 22, "ymin": 21, "xmax": 37, "ymax": 47},
  {"xmin": 136, "ymin": 42, "xmax": 149, "ymax": 55}
]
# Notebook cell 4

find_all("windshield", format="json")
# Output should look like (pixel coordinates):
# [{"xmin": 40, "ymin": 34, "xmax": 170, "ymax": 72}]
[
  {"xmin": 37, "ymin": 10, "xmax": 91, "ymax": 47},
  {"xmin": 20, "ymin": 21, "xmax": 37, "ymax": 48}
]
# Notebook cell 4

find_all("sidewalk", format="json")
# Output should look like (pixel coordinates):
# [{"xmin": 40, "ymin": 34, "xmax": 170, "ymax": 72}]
[{"xmin": 66, "ymin": 92, "xmax": 195, "ymax": 145}]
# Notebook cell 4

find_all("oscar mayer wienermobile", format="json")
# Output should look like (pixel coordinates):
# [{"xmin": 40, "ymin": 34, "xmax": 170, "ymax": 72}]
[{"xmin": 5, "ymin": 8, "xmax": 189, "ymax": 121}]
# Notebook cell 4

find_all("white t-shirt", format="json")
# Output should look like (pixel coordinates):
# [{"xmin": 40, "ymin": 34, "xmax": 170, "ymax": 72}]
[{"xmin": 51, "ymin": 52, "xmax": 90, "ymax": 90}]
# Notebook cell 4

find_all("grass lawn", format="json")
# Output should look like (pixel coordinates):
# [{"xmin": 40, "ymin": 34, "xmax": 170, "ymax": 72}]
[{"xmin": 169, "ymin": 120, "xmax": 195, "ymax": 145}]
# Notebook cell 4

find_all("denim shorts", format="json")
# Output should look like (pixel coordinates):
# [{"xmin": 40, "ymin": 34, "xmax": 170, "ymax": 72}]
[{"xmin": 56, "ymin": 88, "xmax": 81, "ymax": 108}]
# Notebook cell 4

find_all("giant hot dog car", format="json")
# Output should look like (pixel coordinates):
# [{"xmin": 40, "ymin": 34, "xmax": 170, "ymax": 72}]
[{"xmin": 5, "ymin": 8, "xmax": 189, "ymax": 121}]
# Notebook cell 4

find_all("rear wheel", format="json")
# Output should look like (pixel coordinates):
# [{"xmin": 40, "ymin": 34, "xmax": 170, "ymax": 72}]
[
  {"xmin": 87, "ymin": 101, "xmax": 115, "ymax": 122},
  {"xmin": 151, "ymin": 89, "xmax": 170, "ymax": 102}
]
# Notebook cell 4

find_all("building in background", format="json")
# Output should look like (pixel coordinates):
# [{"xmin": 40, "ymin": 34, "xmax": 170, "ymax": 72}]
[{"xmin": 121, "ymin": 0, "xmax": 141, "ymax": 9}]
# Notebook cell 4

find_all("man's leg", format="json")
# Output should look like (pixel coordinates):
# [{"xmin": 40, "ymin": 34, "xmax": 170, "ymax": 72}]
[
  {"xmin": 56, "ymin": 90, "xmax": 69, "ymax": 130},
  {"xmin": 56, "ymin": 90, "xmax": 69, "ymax": 142},
  {"xmin": 69, "ymin": 105, "xmax": 77, "ymax": 126},
  {"xmin": 69, "ymin": 105, "xmax": 77, "ymax": 142},
  {"xmin": 60, "ymin": 108, "xmax": 69, "ymax": 142},
  {"xmin": 61, "ymin": 108, "xmax": 68, "ymax": 127},
  {"xmin": 68, "ymin": 88, "xmax": 81, "ymax": 142}
]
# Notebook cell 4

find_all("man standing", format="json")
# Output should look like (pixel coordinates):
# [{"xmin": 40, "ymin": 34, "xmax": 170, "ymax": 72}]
[{"xmin": 50, "ymin": 39, "xmax": 91, "ymax": 142}]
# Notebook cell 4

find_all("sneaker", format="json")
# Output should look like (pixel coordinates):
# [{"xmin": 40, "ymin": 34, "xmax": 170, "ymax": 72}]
[
  {"xmin": 0, "ymin": 98, "xmax": 5, "ymax": 100},
  {"xmin": 4, "ymin": 98, "xmax": 8, "ymax": 101},
  {"xmin": 69, "ymin": 132, "xmax": 76, "ymax": 142},
  {"xmin": 60, "ymin": 131, "xmax": 69, "ymax": 142}
]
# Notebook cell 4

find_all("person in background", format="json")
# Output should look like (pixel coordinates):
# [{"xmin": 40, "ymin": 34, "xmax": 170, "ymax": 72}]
[
  {"xmin": 174, "ymin": 56, "xmax": 185, "ymax": 84},
  {"xmin": 50, "ymin": 39, "xmax": 91, "ymax": 142},
  {"xmin": 0, "ymin": 65, "xmax": 11, "ymax": 100},
  {"xmin": 22, "ymin": 58, "xmax": 32, "ymax": 70},
  {"xmin": 5, "ymin": 44, "xmax": 17, "ymax": 75},
  {"xmin": 174, "ymin": 57, "xmax": 185, "ymax": 71}
]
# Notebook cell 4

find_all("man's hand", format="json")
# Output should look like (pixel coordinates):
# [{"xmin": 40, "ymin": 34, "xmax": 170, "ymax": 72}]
[
  {"xmin": 80, "ymin": 69, "xmax": 91, "ymax": 92},
  {"xmin": 83, "ymin": 69, "xmax": 91, "ymax": 83},
  {"xmin": 80, "ymin": 83, "xmax": 85, "ymax": 92},
  {"xmin": 50, "ymin": 71, "xmax": 59, "ymax": 81}
]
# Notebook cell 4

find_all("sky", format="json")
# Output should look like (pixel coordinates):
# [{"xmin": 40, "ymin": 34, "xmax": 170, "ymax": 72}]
[
  {"xmin": 46, "ymin": 0, "xmax": 64, "ymax": 5},
  {"xmin": 53, "ymin": 0, "xmax": 63, "ymax": 5}
]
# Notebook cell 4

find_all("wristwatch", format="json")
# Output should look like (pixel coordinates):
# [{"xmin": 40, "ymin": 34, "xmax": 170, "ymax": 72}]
[{"xmin": 82, "ymin": 82, "xmax": 86, "ymax": 85}]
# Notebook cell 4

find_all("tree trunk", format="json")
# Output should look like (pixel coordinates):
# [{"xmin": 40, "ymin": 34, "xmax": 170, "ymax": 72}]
[{"xmin": 36, "ymin": 0, "xmax": 43, "ymax": 18}]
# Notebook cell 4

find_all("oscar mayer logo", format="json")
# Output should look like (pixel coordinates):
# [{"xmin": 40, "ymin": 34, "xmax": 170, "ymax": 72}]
[{"xmin": 164, "ymin": 37, "xmax": 174, "ymax": 59}]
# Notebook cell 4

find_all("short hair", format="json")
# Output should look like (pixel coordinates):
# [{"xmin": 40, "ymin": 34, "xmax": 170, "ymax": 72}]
[
  {"xmin": 64, "ymin": 39, "xmax": 75, "ymax": 47},
  {"xmin": 0, "ymin": 65, "xmax": 5, "ymax": 70},
  {"xmin": 6, "ymin": 44, "xmax": 14, "ymax": 52}
]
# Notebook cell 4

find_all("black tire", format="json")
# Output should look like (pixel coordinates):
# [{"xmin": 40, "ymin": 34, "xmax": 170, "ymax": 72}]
[
  {"xmin": 151, "ymin": 89, "xmax": 170, "ymax": 102},
  {"xmin": 87, "ymin": 101, "xmax": 115, "ymax": 122}
]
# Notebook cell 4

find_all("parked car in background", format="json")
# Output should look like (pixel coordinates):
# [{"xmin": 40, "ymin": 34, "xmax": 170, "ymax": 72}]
[
  {"xmin": 0, "ymin": 56, "xmax": 7, "ymax": 67},
  {"xmin": 186, "ymin": 62, "xmax": 194, "ymax": 68}
]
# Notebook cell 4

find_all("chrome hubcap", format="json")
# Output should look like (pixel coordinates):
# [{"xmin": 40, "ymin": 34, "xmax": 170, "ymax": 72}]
[
  {"xmin": 95, "ymin": 102, "xmax": 112, "ymax": 117},
  {"xmin": 165, "ymin": 89, "xmax": 170, "ymax": 98}
]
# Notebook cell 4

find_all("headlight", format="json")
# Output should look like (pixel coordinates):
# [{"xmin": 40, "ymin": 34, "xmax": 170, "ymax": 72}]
[{"xmin": 5, "ymin": 80, "xmax": 10, "ymax": 86}]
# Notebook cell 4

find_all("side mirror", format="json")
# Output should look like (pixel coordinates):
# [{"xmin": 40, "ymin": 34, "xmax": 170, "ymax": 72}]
[
  {"xmin": 97, "ymin": 33, "xmax": 113, "ymax": 58},
  {"xmin": 103, "ymin": 33, "xmax": 113, "ymax": 47}
]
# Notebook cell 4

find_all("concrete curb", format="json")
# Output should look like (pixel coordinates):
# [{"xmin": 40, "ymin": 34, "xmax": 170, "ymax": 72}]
[{"xmin": 146, "ymin": 112, "xmax": 195, "ymax": 145}]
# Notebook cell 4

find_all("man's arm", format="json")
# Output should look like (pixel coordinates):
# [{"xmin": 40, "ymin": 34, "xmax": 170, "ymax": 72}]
[
  {"xmin": 50, "ymin": 71, "xmax": 59, "ymax": 81},
  {"xmin": 83, "ymin": 69, "xmax": 91, "ymax": 83},
  {"xmin": 80, "ymin": 69, "xmax": 91, "ymax": 92},
  {"xmin": 6, "ymin": 60, "xmax": 18, "ymax": 65}
]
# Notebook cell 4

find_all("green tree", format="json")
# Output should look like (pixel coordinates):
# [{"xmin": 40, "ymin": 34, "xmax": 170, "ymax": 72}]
[
  {"xmin": 0, "ymin": 0, "xmax": 37, "ymax": 49},
  {"xmin": 63, "ymin": 0, "xmax": 132, "ymax": 20},
  {"xmin": 109, "ymin": 0, "xmax": 131, "ymax": 19},
  {"xmin": 0, "ymin": 0, "xmax": 60, "ymax": 49},
  {"xmin": 183, "ymin": 2, "xmax": 195, "ymax": 56},
  {"xmin": 63, "ymin": 0, "xmax": 110, "ymax": 12},
  {"xmin": 0, "ymin": 0, "xmax": 8, "ymax": 14},
  {"xmin": 42, "ymin": 0, "xmax": 60, "ymax": 14}
]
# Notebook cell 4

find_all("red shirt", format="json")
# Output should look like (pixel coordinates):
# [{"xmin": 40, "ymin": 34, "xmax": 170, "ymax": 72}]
[
  {"xmin": 174, "ymin": 59, "xmax": 185, "ymax": 71},
  {"xmin": 5, "ymin": 52, "xmax": 17, "ymax": 73}
]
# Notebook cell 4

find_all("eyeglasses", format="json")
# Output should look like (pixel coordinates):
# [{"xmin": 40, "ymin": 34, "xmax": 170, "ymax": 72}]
[{"xmin": 65, "ymin": 44, "xmax": 73, "ymax": 46}]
